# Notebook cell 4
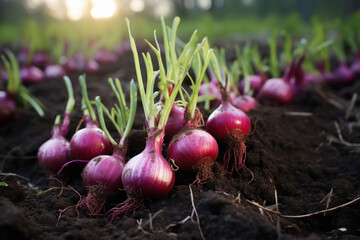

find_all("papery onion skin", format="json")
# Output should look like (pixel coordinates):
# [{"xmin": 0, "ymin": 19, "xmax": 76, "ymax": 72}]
[
  {"xmin": 257, "ymin": 78, "xmax": 294, "ymax": 105},
  {"xmin": 206, "ymin": 100, "xmax": 251, "ymax": 144},
  {"xmin": 121, "ymin": 131, "xmax": 174, "ymax": 199},
  {"xmin": 238, "ymin": 75, "xmax": 264, "ymax": 95},
  {"xmin": 0, "ymin": 92, "xmax": 16, "ymax": 123},
  {"xmin": 44, "ymin": 65, "xmax": 65, "ymax": 79},
  {"xmin": 70, "ymin": 120, "xmax": 113, "ymax": 161},
  {"xmin": 94, "ymin": 49, "xmax": 118, "ymax": 64},
  {"xmin": 327, "ymin": 61, "xmax": 355, "ymax": 87},
  {"xmin": 20, "ymin": 66, "xmax": 44, "ymax": 84},
  {"xmin": 198, "ymin": 82, "xmax": 221, "ymax": 108},
  {"xmin": 82, "ymin": 152, "xmax": 125, "ymax": 192},
  {"xmin": 233, "ymin": 95, "xmax": 257, "ymax": 113},
  {"xmin": 351, "ymin": 54, "xmax": 360, "ymax": 76},
  {"xmin": 164, "ymin": 104, "xmax": 188, "ymax": 143},
  {"xmin": 38, "ymin": 135, "xmax": 71, "ymax": 174},
  {"xmin": 167, "ymin": 128, "xmax": 218, "ymax": 171}
]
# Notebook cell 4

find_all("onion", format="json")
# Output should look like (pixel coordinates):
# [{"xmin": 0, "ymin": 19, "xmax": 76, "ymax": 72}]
[
  {"xmin": 327, "ymin": 61, "xmax": 355, "ymax": 87},
  {"xmin": 198, "ymin": 82, "xmax": 221, "ymax": 108},
  {"xmin": 94, "ymin": 49, "xmax": 118, "ymax": 64},
  {"xmin": 233, "ymin": 95, "xmax": 257, "ymax": 112},
  {"xmin": 86, "ymin": 60, "xmax": 100, "ymax": 73},
  {"xmin": 60, "ymin": 56, "xmax": 76, "ymax": 73},
  {"xmin": 37, "ymin": 127, "xmax": 71, "ymax": 174},
  {"xmin": 167, "ymin": 128, "xmax": 218, "ymax": 183},
  {"xmin": 206, "ymin": 95, "xmax": 252, "ymax": 177},
  {"xmin": 70, "ymin": 116, "xmax": 113, "ymax": 161},
  {"xmin": 44, "ymin": 64, "xmax": 65, "ymax": 79},
  {"xmin": 82, "ymin": 152, "xmax": 125, "ymax": 192},
  {"xmin": 303, "ymin": 72, "xmax": 325, "ymax": 88},
  {"xmin": 164, "ymin": 103, "xmax": 188, "ymax": 143},
  {"xmin": 238, "ymin": 75, "xmax": 264, "ymax": 95},
  {"xmin": 37, "ymin": 77, "xmax": 74, "ymax": 174},
  {"xmin": 122, "ymin": 131, "xmax": 174, "ymax": 199},
  {"xmin": 0, "ymin": 91, "xmax": 16, "ymax": 123},
  {"xmin": 1, "ymin": 50, "xmax": 44, "ymax": 122},
  {"xmin": 80, "ymin": 152, "xmax": 125, "ymax": 215},
  {"xmin": 351, "ymin": 54, "xmax": 360, "ymax": 76},
  {"xmin": 32, "ymin": 52, "xmax": 49, "ymax": 69},
  {"xmin": 20, "ymin": 66, "xmax": 44, "ymax": 84},
  {"xmin": 257, "ymin": 78, "xmax": 294, "ymax": 105}
]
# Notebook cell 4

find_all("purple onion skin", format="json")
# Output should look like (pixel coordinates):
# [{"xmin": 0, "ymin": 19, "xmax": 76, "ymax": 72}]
[
  {"xmin": 233, "ymin": 95, "xmax": 257, "ymax": 113},
  {"xmin": 327, "ymin": 61, "xmax": 355, "ymax": 87},
  {"xmin": 351, "ymin": 54, "xmax": 360, "ymax": 76},
  {"xmin": 0, "ymin": 91, "xmax": 16, "ymax": 123},
  {"xmin": 94, "ymin": 49, "xmax": 118, "ymax": 64},
  {"xmin": 303, "ymin": 73, "xmax": 325, "ymax": 88},
  {"xmin": 61, "ymin": 56, "xmax": 76, "ymax": 73},
  {"xmin": 86, "ymin": 60, "xmax": 100, "ymax": 73},
  {"xmin": 238, "ymin": 75, "xmax": 264, "ymax": 95},
  {"xmin": 121, "ymin": 130, "xmax": 174, "ymax": 199},
  {"xmin": 32, "ymin": 52, "xmax": 49, "ymax": 69},
  {"xmin": 164, "ymin": 104, "xmax": 189, "ymax": 143},
  {"xmin": 82, "ymin": 152, "xmax": 126, "ymax": 192},
  {"xmin": 114, "ymin": 42, "xmax": 132, "ymax": 55},
  {"xmin": 20, "ymin": 66, "xmax": 44, "ymax": 84},
  {"xmin": 44, "ymin": 64, "xmax": 65, "ymax": 79},
  {"xmin": 17, "ymin": 48, "xmax": 29, "ymax": 65},
  {"xmin": 38, "ymin": 134, "xmax": 71, "ymax": 174},
  {"xmin": 167, "ymin": 128, "xmax": 218, "ymax": 171},
  {"xmin": 206, "ymin": 100, "xmax": 251, "ymax": 144},
  {"xmin": 198, "ymin": 82, "xmax": 221, "ymax": 108},
  {"xmin": 70, "ymin": 119, "xmax": 113, "ymax": 161},
  {"xmin": 257, "ymin": 78, "xmax": 294, "ymax": 105}
]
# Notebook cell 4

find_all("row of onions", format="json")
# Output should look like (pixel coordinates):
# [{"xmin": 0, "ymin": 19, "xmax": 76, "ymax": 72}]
[
  {"xmin": 2, "ymin": 15, "xmax": 358, "ymax": 219},
  {"xmin": 0, "ymin": 19, "xmax": 130, "ymax": 84},
  {"xmin": 34, "ymin": 17, "xmax": 227, "ymax": 219}
]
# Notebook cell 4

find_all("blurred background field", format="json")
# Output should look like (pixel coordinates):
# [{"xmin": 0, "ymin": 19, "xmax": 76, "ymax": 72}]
[{"xmin": 1, "ymin": 0, "xmax": 360, "ymax": 46}]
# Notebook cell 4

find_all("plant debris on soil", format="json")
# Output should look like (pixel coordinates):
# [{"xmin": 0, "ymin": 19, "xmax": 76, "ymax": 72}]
[{"xmin": 1, "ymin": 50, "xmax": 360, "ymax": 240}]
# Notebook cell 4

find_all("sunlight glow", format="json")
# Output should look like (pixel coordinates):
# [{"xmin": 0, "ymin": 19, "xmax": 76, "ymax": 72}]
[
  {"xmin": 153, "ymin": 0, "xmax": 174, "ymax": 17},
  {"xmin": 26, "ymin": 0, "xmax": 44, "ymax": 10},
  {"xmin": 65, "ymin": 0, "xmax": 87, "ymax": 21},
  {"xmin": 130, "ymin": 0, "xmax": 145, "ymax": 12},
  {"xmin": 45, "ymin": 0, "xmax": 66, "ymax": 19},
  {"xmin": 198, "ymin": 0, "xmax": 212, "ymax": 10},
  {"xmin": 90, "ymin": 0, "xmax": 117, "ymax": 19}
]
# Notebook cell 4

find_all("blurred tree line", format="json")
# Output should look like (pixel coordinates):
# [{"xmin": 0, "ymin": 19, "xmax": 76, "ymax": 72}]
[
  {"xmin": 173, "ymin": 0, "xmax": 360, "ymax": 21},
  {"xmin": 1, "ymin": 0, "xmax": 359, "ymax": 23}
]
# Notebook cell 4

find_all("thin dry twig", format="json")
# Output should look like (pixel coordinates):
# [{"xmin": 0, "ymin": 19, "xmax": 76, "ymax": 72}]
[
  {"xmin": 334, "ymin": 121, "xmax": 360, "ymax": 148},
  {"xmin": 35, "ymin": 186, "xmax": 72, "ymax": 197},
  {"xmin": 57, "ymin": 186, "xmax": 82, "ymax": 226},
  {"xmin": 284, "ymin": 112, "xmax": 313, "ymax": 117},
  {"xmin": 314, "ymin": 86, "xmax": 347, "ymax": 110},
  {"xmin": 165, "ymin": 216, "xmax": 192, "ymax": 231},
  {"xmin": 246, "ymin": 194, "xmax": 360, "ymax": 219},
  {"xmin": 215, "ymin": 191, "xmax": 242, "ymax": 207},
  {"xmin": 0, "ymin": 172, "xmax": 30, "ymax": 181},
  {"xmin": 142, "ymin": 210, "xmax": 163, "ymax": 231},
  {"xmin": 189, "ymin": 185, "xmax": 205, "ymax": 240},
  {"xmin": 137, "ymin": 219, "xmax": 151, "ymax": 235},
  {"xmin": 274, "ymin": 190, "xmax": 281, "ymax": 240},
  {"xmin": 345, "ymin": 93, "xmax": 358, "ymax": 120},
  {"xmin": 320, "ymin": 188, "xmax": 334, "ymax": 216}
]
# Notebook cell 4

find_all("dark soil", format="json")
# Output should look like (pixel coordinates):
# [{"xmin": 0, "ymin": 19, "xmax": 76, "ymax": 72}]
[{"xmin": 1, "ymin": 50, "xmax": 360, "ymax": 240}]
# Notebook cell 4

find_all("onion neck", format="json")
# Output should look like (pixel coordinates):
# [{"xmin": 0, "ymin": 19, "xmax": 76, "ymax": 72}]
[
  {"xmin": 112, "ymin": 150, "xmax": 126, "ymax": 162},
  {"xmin": 84, "ymin": 114, "xmax": 98, "ymax": 128},
  {"xmin": 145, "ymin": 129, "xmax": 164, "ymax": 153},
  {"xmin": 51, "ymin": 124, "xmax": 61, "ymax": 138}
]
